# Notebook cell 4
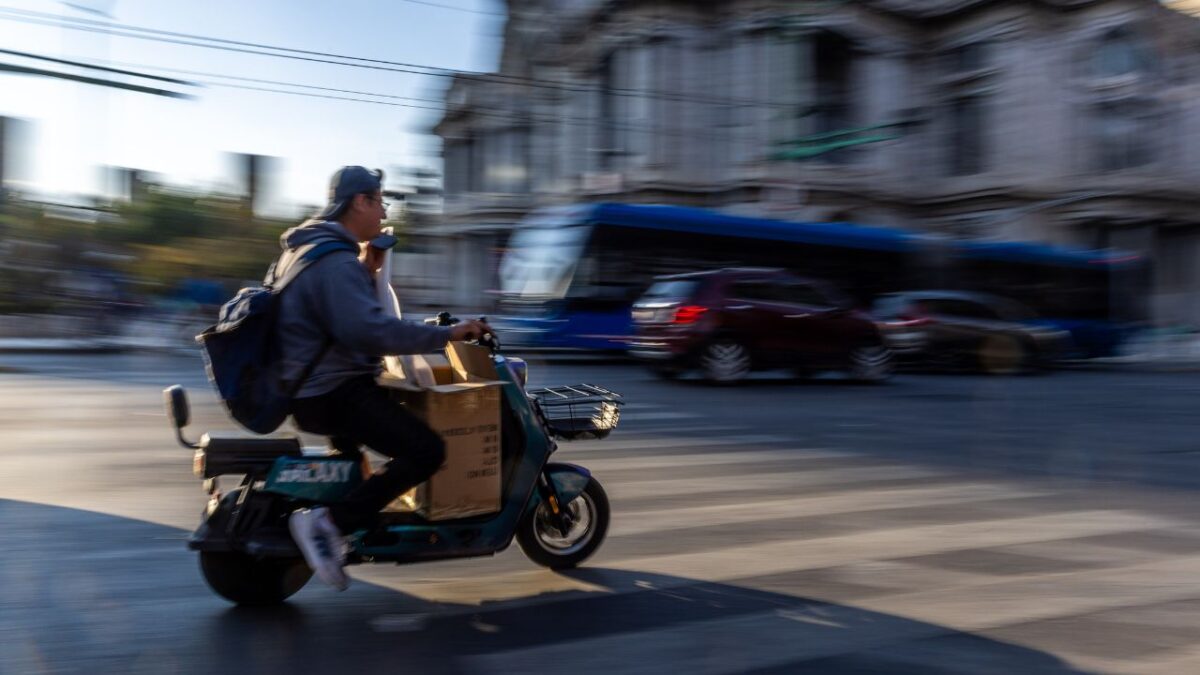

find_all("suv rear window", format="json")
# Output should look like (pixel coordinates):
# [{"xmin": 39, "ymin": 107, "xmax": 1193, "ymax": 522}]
[
  {"xmin": 871, "ymin": 296, "xmax": 910, "ymax": 319},
  {"xmin": 928, "ymin": 299, "xmax": 999, "ymax": 320},
  {"xmin": 641, "ymin": 280, "xmax": 699, "ymax": 301},
  {"xmin": 732, "ymin": 280, "xmax": 840, "ymax": 308}
]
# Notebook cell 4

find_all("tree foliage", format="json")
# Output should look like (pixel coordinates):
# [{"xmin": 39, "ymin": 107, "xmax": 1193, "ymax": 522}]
[{"xmin": 0, "ymin": 186, "xmax": 393, "ymax": 312}]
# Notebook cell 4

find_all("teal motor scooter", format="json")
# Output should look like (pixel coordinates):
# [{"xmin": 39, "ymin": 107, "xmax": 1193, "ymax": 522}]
[{"xmin": 165, "ymin": 322, "xmax": 621, "ymax": 605}]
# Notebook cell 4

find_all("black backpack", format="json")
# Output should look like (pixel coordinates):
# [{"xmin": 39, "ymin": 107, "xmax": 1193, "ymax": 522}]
[{"xmin": 197, "ymin": 238, "xmax": 357, "ymax": 434}]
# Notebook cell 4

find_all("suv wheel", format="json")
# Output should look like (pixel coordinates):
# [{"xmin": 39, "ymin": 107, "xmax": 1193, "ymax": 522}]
[
  {"xmin": 849, "ymin": 344, "xmax": 894, "ymax": 382},
  {"xmin": 978, "ymin": 334, "xmax": 1030, "ymax": 375},
  {"xmin": 651, "ymin": 365, "xmax": 682, "ymax": 380},
  {"xmin": 701, "ymin": 340, "xmax": 751, "ymax": 383}
]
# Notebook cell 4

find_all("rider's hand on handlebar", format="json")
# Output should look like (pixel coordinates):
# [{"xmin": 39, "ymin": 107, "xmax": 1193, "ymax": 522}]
[{"xmin": 449, "ymin": 319, "xmax": 492, "ymax": 342}]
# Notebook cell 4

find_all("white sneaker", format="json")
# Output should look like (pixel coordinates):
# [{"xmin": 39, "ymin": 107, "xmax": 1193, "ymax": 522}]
[{"xmin": 288, "ymin": 507, "xmax": 350, "ymax": 591}]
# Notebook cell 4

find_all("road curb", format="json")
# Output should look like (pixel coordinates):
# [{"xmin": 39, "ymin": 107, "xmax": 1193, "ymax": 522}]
[
  {"xmin": 1060, "ymin": 357, "xmax": 1200, "ymax": 373},
  {"xmin": 0, "ymin": 340, "xmax": 128, "ymax": 355}
]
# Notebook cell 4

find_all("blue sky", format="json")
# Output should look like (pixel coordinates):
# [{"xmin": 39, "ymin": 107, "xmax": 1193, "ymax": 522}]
[{"xmin": 0, "ymin": 0, "xmax": 503, "ymax": 212}]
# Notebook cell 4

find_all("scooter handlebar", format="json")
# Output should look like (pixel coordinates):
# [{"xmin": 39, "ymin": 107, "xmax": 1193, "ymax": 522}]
[{"xmin": 425, "ymin": 312, "xmax": 500, "ymax": 353}]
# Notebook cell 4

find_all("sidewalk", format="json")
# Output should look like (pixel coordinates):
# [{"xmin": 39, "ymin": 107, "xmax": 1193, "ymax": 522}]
[
  {"xmin": 1072, "ymin": 332, "xmax": 1200, "ymax": 372},
  {"xmin": 0, "ymin": 313, "xmax": 127, "ymax": 354},
  {"xmin": 0, "ymin": 337, "xmax": 126, "ymax": 354},
  {"xmin": 0, "ymin": 310, "xmax": 212, "ymax": 354}
]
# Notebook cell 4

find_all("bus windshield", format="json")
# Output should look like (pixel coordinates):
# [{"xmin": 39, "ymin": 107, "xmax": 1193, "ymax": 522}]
[{"xmin": 499, "ymin": 223, "xmax": 591, "ymax": 299}]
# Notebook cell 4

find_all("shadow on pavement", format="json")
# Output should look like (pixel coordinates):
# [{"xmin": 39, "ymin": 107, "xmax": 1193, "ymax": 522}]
[{"xmin": 0, "ymin": 499, "xmax": 1086, "ymax": 674}]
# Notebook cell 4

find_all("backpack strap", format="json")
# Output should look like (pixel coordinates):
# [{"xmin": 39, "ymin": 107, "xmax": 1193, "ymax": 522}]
[
  {"xmin": 265, "ymin": 237, "xmax": 360, "ymax": 397},
  {"xmin": 269, "ymin": 238, "xmax": 359, "ymax": 292}
]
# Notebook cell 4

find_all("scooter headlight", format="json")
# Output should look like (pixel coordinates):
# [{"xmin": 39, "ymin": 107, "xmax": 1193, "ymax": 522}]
[{"xmin": 507, "ymin": 357, "xmax": 528, "ymax": 388}]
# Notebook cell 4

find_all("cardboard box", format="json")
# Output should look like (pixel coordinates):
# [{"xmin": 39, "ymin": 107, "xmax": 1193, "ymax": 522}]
[
  {"xmin": 424, "ymin": 354, "xmax": 454, "ymax": 386},
  {"xmin": 379, "ymin": 342, "xmax": 503, "ymax": 520},
  {"xmin": 446, "ymin": 340, "xmax": 499, "ymax": 382}
]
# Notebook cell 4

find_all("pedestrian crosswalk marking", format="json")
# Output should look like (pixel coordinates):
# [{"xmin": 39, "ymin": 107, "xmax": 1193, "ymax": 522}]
[
  {"xmin": 856, "ymin": 552, "xmax": 1200, "ymax": 634},
  {"xmin": 611, "ymin": 482, "xmax": 1047, "ymax": 536},
  {"xmin": 610, "ymin": 464, "xmax": 946, "ymax": 500},
  {"xmin": 378, "ymin": 510, "xmax": 1176, "ymax": 607},
  {"xmin": 463, "ymin": 552, "xmax": 1200, "ymax": 675},
  {"xmin": 565, "ymin": 433, "xmax": 789, "ymax": 452},
  {"xmin": 610, "ymin": 510, "xmax": 1180, "ymax": 583},
  {"xmin": 568, "ymin": 448, "xmax": 851, "ymax": 472}
]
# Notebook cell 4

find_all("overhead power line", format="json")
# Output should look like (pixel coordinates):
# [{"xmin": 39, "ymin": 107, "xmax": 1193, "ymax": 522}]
[
  {"xmin": 19, "ymin": 50, "xmax": 737, "ymax": 146},
  {"xmin": 0, "ymin": 7, "xmax": 856, "ymax": 147},
  {"xmin": 106, "ymin": 60, "xmax": 445, "ymax": 105},
  {"xmin": 0, "ymin": 6, "xmax": 800, "ymax": 110},
  {"xmin": 198, "ymin": 79, "xmax": 743, "ymax": 145},
  {"xmin": 398, "ymin": 0, "xmax": 506, "ymax": 17},
  {"xmin": 3, "ymin": 44, "xmax": 902, "ymax": 158},
  {"xmin": 0, "ymin": 8, "xmax": 451, "ymax": 77},
  {"xmin": 0, "ymin": 62, "xmax": 189, "ymax": 97},
  {"xmin": 85, "ymin": 56, "xmax": 766, "ymax": 143},
  {"xmin": 0, "ymin": 47, "xmax": 193, "ymax": 85},
  {"xmin": 201, "ymin": 80, "xmax": 446, "ymax": 111}
]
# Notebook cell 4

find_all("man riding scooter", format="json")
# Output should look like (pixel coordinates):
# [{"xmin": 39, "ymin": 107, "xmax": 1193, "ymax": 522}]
[{"xmin": 278, "ymin": 166, "xmax": 490, "ymax": 590}]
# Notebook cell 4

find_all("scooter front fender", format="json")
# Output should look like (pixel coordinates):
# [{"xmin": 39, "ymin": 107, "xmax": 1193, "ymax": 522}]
[{"xmin": 532, "ymin": 462, "xmax": 592, "ymax": 507}]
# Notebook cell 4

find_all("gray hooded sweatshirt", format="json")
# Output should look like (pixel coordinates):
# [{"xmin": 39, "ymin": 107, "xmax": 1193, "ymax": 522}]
[{"xmin": 275, "ymin": 219, "xmax": 452, "ymax": 398}]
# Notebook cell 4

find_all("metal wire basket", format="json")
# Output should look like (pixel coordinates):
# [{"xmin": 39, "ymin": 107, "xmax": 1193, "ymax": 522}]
[{"xmin": 528, "ymin": 383, "xmax": 624, "ymax": 440}]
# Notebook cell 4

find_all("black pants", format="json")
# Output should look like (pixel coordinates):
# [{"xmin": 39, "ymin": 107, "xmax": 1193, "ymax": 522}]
[{"xmin": 291, "ymin": 375, "xmax": 446, "ymax": 532}]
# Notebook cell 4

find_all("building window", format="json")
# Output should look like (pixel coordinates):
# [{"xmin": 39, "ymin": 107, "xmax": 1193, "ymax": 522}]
[
  {"xmin": 598, "ymin": 46, "xmax": 652, "ymax": 170},
  {"xmin": 937, "ymin": 37, "xmax": 992, "ymax": 176},
  {"xmin": 622, "ymin": 46, "xmax": 652, "ymax": 169},
  {"xmin": 1094, "ymin": 103, "xmax": 1153, "ymax": 171},
  {"xmin": 468, "ymin": 135, "xmax": 483, "ymax": 192},
  {"xmin": 482, "ymin": 129, "xmax": 530, "ymax": 193},
  {"xmin": 814, "ymin": 31, "xmax": 854, "ymax": 135},
  {"xmin": 813, "ymin": 31, "xmax": 855, "ymax": 163},
  {"xmin": 653, "ymin": 39, "xmax": 681, "ymax": 168},
  {"xmin": 1094, "ymin": 27, "xmax": 1145, "ymax": 78},
  {"xmin": 598, "ymin": 54, "xmax": 617, "ymax": 171},
  {"xmin": 483, "ymin": 133, "xmax": 501, "ymax": 192},
  {"xmin": 944, "ymin": 42, "xmax": 989, "ymax": 74},
  {"xmin": 948, "ymin": 96, "xmax": 985, "ymax": 176},
  {"xmin": 443, "ymin": 140, "xmax": 466, "ymax": 196},
  {"xmin": 564, "ymin": 88, "xmax": 588, "ymax": 179},
  {"xmin": 731, "ymin": 38, "xmax": 760, "ymax": 164}
]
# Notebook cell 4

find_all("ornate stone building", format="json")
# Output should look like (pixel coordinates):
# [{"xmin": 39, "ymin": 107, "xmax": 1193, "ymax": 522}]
[{"xmin": 428, "ymin": 0, "xmax": 1200, "ymax": 324}]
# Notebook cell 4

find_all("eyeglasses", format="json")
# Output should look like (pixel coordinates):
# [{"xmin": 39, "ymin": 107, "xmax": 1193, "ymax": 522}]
[{"xmin": 362, "ymin": 193, "xmax": 391, "ymax": 210}]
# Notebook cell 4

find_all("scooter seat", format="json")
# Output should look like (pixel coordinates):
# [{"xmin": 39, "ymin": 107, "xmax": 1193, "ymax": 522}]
[
  {"xmin": 201, "ymin": 433, "xmax": 301, "ymax": 455},
  {"xmin": 197, "ymin": 433, "xmax": 303, "ymax": 478}
]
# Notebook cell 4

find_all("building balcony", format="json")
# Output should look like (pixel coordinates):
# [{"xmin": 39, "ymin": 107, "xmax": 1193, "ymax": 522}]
[{"xmin": 439, "ymin": 192, "xmax": 536, "ymax": 228}]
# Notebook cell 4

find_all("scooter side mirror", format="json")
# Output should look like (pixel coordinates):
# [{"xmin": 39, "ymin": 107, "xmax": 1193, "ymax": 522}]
[
  {"xmin": 164, "ymin": 385, "xmax": 190, "ymax": 429},
  {"xmin": 164, "ymin": 385, "xmax": 199, "ymax": 449}
]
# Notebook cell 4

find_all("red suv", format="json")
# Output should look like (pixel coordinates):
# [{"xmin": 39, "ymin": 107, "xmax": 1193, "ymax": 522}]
[{"xmin": 629, "ymin": 268, "xmax": 892, "ymax": 383}]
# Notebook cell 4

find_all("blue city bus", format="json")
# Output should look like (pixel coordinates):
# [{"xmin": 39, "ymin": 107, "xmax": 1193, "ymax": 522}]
[
  {"xmin": 493, "ymin": 203, "xmax": 1146, "ymax": 356},
  {"xmin": 950, "ymin": 240, "xmax": 1148, "ymax": 358}
]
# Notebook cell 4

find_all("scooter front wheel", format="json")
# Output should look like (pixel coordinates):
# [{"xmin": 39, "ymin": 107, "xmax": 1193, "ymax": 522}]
[
  {"xmin": 517, "ymin": 478, "xmax": 610, "ymax": 570},
  {"xmin": 199, "ymin": 552, "xmax": 312, "ymax": 605}
]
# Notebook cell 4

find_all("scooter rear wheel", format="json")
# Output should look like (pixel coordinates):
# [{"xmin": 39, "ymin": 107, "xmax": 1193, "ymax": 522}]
[
  {"xmin": 517, "ymin": 478, "xmax": 610, "ymax": 570},
  {"xmin": 199, "ymin": 552, "xmax": 312, "ymax": 605}
]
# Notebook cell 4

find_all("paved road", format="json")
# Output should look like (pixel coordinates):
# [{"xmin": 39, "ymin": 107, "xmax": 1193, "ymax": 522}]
[{"xmin": 3, "ymin": 352, "xmax": 1200, "ymax": 674}]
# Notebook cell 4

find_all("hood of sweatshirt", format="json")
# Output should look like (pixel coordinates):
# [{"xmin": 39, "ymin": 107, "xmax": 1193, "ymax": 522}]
[{"xmin": 280, "ymin": 218, "xmax": 358, "ymax": 251}]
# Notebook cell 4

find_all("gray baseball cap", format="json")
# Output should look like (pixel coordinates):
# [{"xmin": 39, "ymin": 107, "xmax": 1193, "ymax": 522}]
[{"xmin": 318, "ymin": 166, "xmax": 384, "ymax": 219}]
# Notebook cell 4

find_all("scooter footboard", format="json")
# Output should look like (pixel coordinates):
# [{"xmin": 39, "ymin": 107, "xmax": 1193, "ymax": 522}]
[{"xmin": 188, "ymin": 487, "xmax": 300, "ymax": 558}]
